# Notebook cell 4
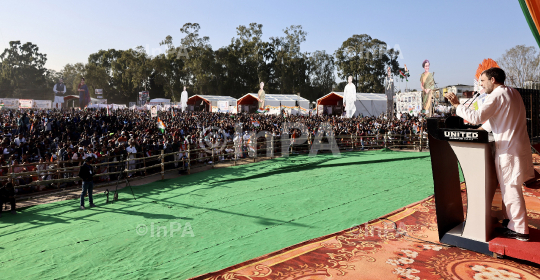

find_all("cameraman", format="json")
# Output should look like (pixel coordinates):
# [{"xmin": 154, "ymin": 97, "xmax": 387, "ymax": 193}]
[
  {"xmin": 0, "ymin": 179, "xmax": 16, "ymax": 217},
  {"xmin": 78, "ymin": 157, "xmax": 96, "ymax": 210}
]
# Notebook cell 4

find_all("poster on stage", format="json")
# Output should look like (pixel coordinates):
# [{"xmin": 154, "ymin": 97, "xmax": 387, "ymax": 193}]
[
  {"xmin": 217, "ymin": 101, "xmax": 229, "ymax": 113},
  {"xmin": 19, "ymin": 99, "xmax": 34, "ymax": 109},
  {"xmin": 395, "ymin": 91, "xmax": 422, "ymax": 116},
  {"xmin": 151, "ymin": 106, "xmax": 158, "ymax": 118},
  {"xmin": 139, "ymin": 91, "xmax": 149, "ymax": 105},
  {"xmin": 95, "ymin": 89, "xmax": 103, "ymax": 96}
]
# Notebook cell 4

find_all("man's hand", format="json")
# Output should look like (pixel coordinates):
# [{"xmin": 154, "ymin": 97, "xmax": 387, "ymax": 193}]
[{"xmin": 446, "ymin": 92, "xmax": 460, "ymax": 108}]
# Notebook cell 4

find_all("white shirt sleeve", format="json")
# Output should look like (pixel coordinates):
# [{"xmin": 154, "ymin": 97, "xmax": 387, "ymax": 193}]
[
  {"xmin": 456, "ymin": 93, "xmax": 498, "ymax": 125},
  {"xmin": 481, "ymin": 120, "xmax": 492, "ymax": 133},
  {"xmin": 53, "ymin": 84, "xmax": 58, "ymax": 94}
]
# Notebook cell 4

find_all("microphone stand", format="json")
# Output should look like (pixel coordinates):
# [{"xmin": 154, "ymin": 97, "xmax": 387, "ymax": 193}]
[{"xmin": 466, "ymin": 92, "xmax": 481, "ymax": 109}]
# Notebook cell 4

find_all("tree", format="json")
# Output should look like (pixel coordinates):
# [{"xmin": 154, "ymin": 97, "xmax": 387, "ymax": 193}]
[
  {"xmin": 85, "ymin": 63, "xmax": 111, "ymax": 99},
  {"xmin": 498, "ymin": 45, "xmax": 540, "ymax": 87},
  {"xmin": 269, "ymin": 25, "xmax": 310, "ymax": 96},
  {"xmin": 60, "ymin": 63, "xmax": 85, "ymax": 96},
  {"xmin": 214, "ymin": 23, "xmax": 271, "ymax": 97},
  {"xmin": 180, "ymin": 23, "xmax": 215, "ymax": 95},
  {"xmin": 153, "ymin": 35, "xmax": 187, "ymax": 101},
  {"xmin": 0, "ymin": 41, "xmax": 50, "ymax": 99},
  {"xmin": 309, "ymin": 50, "xmax": 335, "ymax": 100},
  {"xmin": 110, "ymin": 49, "xmax": 142, "ymax": 101},
  {"xmin": 334, "ymin": 34, "xmax": 401, "ymax": 93}
]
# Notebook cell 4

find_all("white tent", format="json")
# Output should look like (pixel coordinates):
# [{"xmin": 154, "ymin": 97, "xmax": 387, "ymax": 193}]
[
  {"xmin": 148, "ymin": 98, "xmax": 171, "ymax": 105},
  {"xmin": 316, "ymin": 92, "xmax": 387, "ymax": 117},
  {"xmin": 237, "ymin": 93, "xmax": 310, "ymax": 115}
]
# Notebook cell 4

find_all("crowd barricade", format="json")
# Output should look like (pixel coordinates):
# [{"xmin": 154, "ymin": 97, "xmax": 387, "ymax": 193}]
[{"xmin": 0, "ymin": 132, "xmax": 429, "ymax": 201}]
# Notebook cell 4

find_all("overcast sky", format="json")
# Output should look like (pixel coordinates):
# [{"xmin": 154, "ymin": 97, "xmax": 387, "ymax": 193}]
[{"xmin": 0, "ymin": 0, "xmax": 536, "ymax": 91}]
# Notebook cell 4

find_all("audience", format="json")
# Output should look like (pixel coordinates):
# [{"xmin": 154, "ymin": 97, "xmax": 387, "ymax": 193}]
[{"xmin": 0, "ymin": 108, "xmax": 427, "ymax": 195}]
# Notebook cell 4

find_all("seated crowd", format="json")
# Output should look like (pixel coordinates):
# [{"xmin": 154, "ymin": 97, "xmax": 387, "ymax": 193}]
[{"xmin": 0, "ymin": 108, "xmax": 426, "ymax": 196}]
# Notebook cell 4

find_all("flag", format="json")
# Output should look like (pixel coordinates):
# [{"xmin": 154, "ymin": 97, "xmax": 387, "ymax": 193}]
[
  {"xmin": 519, "ymin": 0, "xmax": 540, "ymax": 48},
  {"xmin": 157, "ymin": 117, "xmax": 166, "ymax": 133},
  {"xmin": 256, "ymin": 107, "xmax": 269, "ymax": 113},
  {"xmin": 399, "ymin": 70, "xmax": 409, "ymax": 81},
  {"xmin": 252, "ymin": 121, "xmax": 260, "ymax": 127},
  {"xmin": 30, "ymin": 123, "xmax": 34, "ymax": 132},
  {"xmin": 107, "ymin": 105, "xmax": 110, "ymax": 116}
]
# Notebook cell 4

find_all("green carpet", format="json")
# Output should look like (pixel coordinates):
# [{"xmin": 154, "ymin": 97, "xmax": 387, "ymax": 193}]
[{"xmin": 0, "ymin": 151, "xmax": 435, "ymax": 279}]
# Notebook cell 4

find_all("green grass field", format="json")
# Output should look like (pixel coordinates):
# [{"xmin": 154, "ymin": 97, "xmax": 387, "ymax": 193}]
[{"xmin": 0, "ymin": 150, "xmax": 435, "ymax": 279}]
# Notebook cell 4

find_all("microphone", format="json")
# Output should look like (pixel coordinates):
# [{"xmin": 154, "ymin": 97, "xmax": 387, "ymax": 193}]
[{"xmin": 466, "ymin": 92, "xmax": 481, "ymax": 109}]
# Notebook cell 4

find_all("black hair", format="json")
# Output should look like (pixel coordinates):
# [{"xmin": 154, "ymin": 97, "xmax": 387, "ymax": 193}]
[{"xmin": 481, "ymin": 67, "xmax": 505, "ymax": 84}]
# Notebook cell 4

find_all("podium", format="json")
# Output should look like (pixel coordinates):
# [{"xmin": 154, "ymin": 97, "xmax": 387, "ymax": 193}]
[{"xmin": 427, "ymin": 117, "xmax": 498, "ymax": 255}]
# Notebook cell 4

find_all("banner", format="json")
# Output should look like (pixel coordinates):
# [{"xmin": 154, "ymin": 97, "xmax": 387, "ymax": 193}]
[
  {"xmin": 95, "ymin": 89, "xmax": 103, "ymax": 95},
  {"xmin": 19, "ymin": 99, "xmax": 34, "ymax": 109},
  {"xmin": 139, "ymin": 91, "xmax": 149, "ymax": 104},
  {"xmin": 33, "ymin": 100, "xmax": 52, "ymax": 109},
  {"xmin": 151, "ymin": 106, "xmax": 158, "ymax": 118},
  {"xmin": 0, "ymin": 98, "xmax": 19, "ymax": 109},
  {"xmin": 396, "ymin": 91, "xmax": 422, "ymax": 116},
  {"xmin": 217, "ymin": 101, "xmax": 229, "ymax": 113}
]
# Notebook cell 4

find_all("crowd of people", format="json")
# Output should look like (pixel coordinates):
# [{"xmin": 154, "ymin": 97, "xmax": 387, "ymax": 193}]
[{"xmin": 0, "ymin": 108, "xmax": 427, "ymax": 198}]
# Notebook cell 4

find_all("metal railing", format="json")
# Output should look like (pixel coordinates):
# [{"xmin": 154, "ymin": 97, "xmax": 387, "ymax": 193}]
[{"xmin": 0, "ymin": 132, "xmax": 429, "ymax": 201}]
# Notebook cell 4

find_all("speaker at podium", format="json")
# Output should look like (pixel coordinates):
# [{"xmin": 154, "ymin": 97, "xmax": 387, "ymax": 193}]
[{"xmin": 427, "ymin": 116, "xmax": 499, "ymax": 255}]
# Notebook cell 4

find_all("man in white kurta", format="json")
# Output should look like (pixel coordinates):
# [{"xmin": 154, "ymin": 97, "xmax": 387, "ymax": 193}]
[
  {"xmin": 180, "ymin": 86, "xmax": 188, "ymax": 112},
  {"xmin": 343, "ymin": 76, "xmax": 356, "ymax": 118},
  {"xmin": 447, "ymin": 68, "xmax": 535, "ymax": 240}
]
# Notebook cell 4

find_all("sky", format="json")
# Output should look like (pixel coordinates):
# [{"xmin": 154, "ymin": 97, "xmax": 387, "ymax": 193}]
[{"xmin": 0, "ymin": 0, "xmax": 537, "ymax": 92}]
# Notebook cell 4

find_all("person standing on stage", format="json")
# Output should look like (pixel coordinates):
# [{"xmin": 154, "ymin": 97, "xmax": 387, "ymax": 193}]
[
  {"xmin": 77, "ymin": 78, "xmax": 90, "ymax": 109},
  {"xmin": 181, "ymin": 86, "xmax": 188, "ymax": 112},
  {"xmin": 446, "ymin": 67, "xmax": 535, "ymax": 241},
  {"xmin": 343, "ymin": 76, "xmax": 356, "ymax": 118},
  {"xmin": 53, "ymin": 78, "xmax": 66, "ymax": 109}
]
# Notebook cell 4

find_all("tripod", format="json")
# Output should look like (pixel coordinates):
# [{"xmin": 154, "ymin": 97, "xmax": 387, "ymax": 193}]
[{"xmin": 108, "ymin": 158, "xmax": 137, "ymax": 203}]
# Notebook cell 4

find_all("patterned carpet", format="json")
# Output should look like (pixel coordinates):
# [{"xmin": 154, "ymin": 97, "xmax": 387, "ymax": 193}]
[{"xmin": 192, "ymin": 165, "xmax": 540, "ymax": 280}]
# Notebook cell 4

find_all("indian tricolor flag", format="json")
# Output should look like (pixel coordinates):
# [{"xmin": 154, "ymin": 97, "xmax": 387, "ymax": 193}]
[
  {"xmin": 520, "ymin": 0, "xmax": 540, "ymax": 48},
  {"xmin": 157, "ymin": 118, "xmax": 166, "ymax": 133}
]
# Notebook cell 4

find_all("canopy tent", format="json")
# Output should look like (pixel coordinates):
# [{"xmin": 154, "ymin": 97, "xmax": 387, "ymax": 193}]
[
  {"xmin": 236, "ymin": 93, "xmax": 310, "ymax": 115},
  {"xmin": 316, "ymin": 92, "xmax": 387, "ymax": 117},
  {"xmin": 520, "ymin": 0, "xmax": 540, "ymax": 48},
  {"xmin": 186, "ymin": 95, "xmax": 237, "ymax": 113},
  {"xmin": 148, "ymin": 98, "xmax": 171, "ymax": 105},
  {"xmin": 63, "ymin": 95, "xmax": 106, "ymax": 107}
]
